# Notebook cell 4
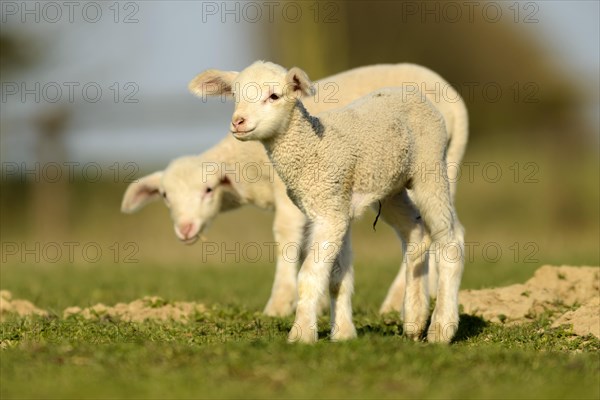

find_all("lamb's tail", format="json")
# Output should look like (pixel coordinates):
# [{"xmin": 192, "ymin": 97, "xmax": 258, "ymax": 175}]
[{"xmin": 445, "ymin": 97, "xmax": 469, "ymax": 201}]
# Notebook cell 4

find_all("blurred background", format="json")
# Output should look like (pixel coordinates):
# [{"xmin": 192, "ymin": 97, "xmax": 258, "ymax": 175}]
[{"xmin": 1, "ymin": 1, "xmax": 598, "ymax": 303}]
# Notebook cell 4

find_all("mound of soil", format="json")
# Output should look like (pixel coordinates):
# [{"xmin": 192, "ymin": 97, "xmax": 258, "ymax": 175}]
[
  {"xmin": 0, "ymin": 290, "xmax": 48, "ymax": 320},
  {"xmin": 459, "ymin": 265, "xmax": 599, "ymax": 337},
  {"xmin": 551, "ymin": 297, "xmax": 600, "ymax": 338},
  {"xmin": 63, "ymin": 296, "xmax": 206, "ymax": 323}
]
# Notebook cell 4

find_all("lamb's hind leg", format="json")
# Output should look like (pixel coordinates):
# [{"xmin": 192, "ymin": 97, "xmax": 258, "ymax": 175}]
[
  {"xmin": 410, "ymin": 178, "xmax": 465, "ymax": 344},
  {"xmin": 378, "ymin": 191, "xmax": 431, "ymax": 339},
  {"xmin": 329, "ymin": 228, "xmax": 357, "ymax": 341},
  {"xmin": 379, "ymin": 214, "xmax": 438, "ymax": 315}
]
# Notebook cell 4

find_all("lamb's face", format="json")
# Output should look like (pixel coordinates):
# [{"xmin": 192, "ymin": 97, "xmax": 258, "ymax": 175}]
[
  {"xmin": 229, "ymin": 62, "xmax": 295, "ymax": 142},
  {"xmin": 122, "ymin": 156, "xmax": 238, "ymax": 245},
  {"xmin": 188, "ymin": 61, "xmax": 315, "ymax": 142},
  {"xmin": 161, "ymin": 158, "xmax": 226, "ymax": 244}
]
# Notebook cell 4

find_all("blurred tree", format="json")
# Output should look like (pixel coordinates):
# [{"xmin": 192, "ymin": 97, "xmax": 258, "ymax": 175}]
[
  {"xmin": 265, "ymin": 1, "xmax": 587, "ymax": 145},
  {"xmin": 31, "ymin": 106, "xmax": 71, "ymax": 241},
  {"xmin": 1, "ymin": 30, "xmax": 71, "ymax": 241},
  {"xmin": 0, "ymin": 31, "xmax": 41, "ymax": 79}
]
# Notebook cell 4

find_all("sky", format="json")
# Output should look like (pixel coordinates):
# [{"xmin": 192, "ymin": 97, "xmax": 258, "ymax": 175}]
[
  {"xmin": 1, "ymin": 1, "xmax": 598, "ymax": 171},
  {"xmin": 525, "ymin": 1, "xmax": 599, "ymax": 130}
]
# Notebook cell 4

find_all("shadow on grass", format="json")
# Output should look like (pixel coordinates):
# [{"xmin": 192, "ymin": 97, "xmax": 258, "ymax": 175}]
[
  {"xmin": 260, "ymin": 312, "xmax": 486, "ymax": 342},
  {"xmin": 353, "ymin": 313, "xmax": 487, "ymax": 342},
  {"xmin": 452, "ymin": 314, "xmax": 488, "ymax": 343}
]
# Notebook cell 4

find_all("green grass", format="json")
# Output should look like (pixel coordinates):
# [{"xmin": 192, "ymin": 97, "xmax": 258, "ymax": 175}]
[
  {"xmin": 1, "ymin": 263, "xmax": 599, "ymax": 399},
  {"xmin": 2, "ymin": 318, "xmax": 598, "ymax": 399}
]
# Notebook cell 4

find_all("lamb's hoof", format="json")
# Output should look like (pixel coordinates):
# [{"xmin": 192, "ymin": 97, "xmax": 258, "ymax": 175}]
[
  {"xmin": 287, "ymin": 323, "xmax": 318, "ymax": 344},
  {"xmin": 263, "ymin": 300, "xmax": 295, "ymax": 317},
  {"xmin": 403, "ymin": 321, "xmax": 426, "ymax": 341},
  {"xmin": 330, "ymin": 323, "xmax": 357, "ymax": 342},
  {"xmin": 426, "ymin": 318, "xmax": 458, "ymax": 344},
  {"xmin": 402, "ymin": 304, "xmax": 429, "ymax": 341}
]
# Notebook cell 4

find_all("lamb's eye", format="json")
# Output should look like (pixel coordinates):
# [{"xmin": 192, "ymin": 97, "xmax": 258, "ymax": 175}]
[
  {"xmin": 269, "ymin": 93, "xmax": 280, "ymax": 101},
  {"xmin": 205, "ymin": 187, "xmax": 213, "ymax": 194},
  {"xmin": 162, "ymin": 192, "xmax": 167, "ymax": 200}
]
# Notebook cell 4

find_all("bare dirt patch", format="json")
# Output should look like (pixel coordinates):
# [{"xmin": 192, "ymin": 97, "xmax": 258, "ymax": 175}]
[
  {"xmin": 0, "ymin": 290, "xmax": 48, "ymax": 321},
  {"xmin": 63, "ymin": 296, "xmax": 207, "ymax": 323},
  {"xmin": 459, "ymin": 265, "xmax": 599, "ymax": 337},
  {"xmin": 551, "ymin": 297, "xmax": 600, "ymax": 338}
]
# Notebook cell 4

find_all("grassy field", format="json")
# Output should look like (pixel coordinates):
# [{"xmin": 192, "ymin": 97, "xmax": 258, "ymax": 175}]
[
  {"xmin": 1, "ymin": 141, "xmax": 599, "ymax": 399},
  {"xmin": 2, "ymin": 261, "xmax": 599, "ymax": 399}
]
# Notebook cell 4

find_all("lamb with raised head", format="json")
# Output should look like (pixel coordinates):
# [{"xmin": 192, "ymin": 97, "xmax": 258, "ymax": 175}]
[
  {"xmin": 123, "ymin": 63, "xmax": 468, "ymax": 319},
  {"xmin": 189, "ymin": 61, "xmax": 465, "ymax": 343}
]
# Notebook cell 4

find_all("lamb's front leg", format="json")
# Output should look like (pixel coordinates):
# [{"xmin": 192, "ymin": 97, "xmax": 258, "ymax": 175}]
[
  {"xmin": 288, "ymin": 217, "xmax": 349, "ymax": 344},
  {"xmin": 329, "ymin": 228, "xmax": 357, "ymax": 341}
]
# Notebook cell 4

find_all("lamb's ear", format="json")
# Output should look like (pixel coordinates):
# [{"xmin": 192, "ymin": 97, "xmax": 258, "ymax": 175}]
[
  {"xmin": 286, "ymin": 67, "xmax": 316, "ymax": 97},
  {"xmin": 121, "ymin": 171, "xmax": 163, "ymax": 214},
  {"xmin": 188, "ymin": 69, "xmax": 238, "ymax": 98}
]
